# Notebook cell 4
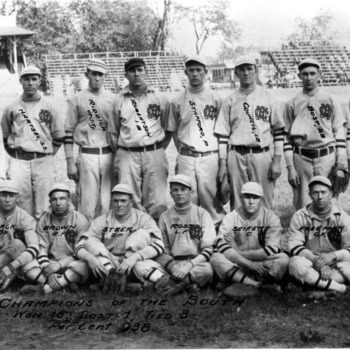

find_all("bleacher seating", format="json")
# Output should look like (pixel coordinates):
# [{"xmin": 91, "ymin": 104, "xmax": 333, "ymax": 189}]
[
  {"xmin": 45, "ymin": 51, "xmax": 187, "ymax": 95},
  {"xmin": 269, "ymin": 43, "xmax": 350, "ymax": 86}
]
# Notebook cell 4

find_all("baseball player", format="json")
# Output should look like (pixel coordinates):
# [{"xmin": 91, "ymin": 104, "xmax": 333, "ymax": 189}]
[
  {"xmin": 211, "ymin": 182, "xmax": 289, "ymax": 292},
  {"xmin": 166, "ymin": 56, "xmax": 226, "ymax": 227},
  {"xmin": 1, "ymin": 66, "xmax": 65, "ymax": 220},
  {"xmin": 284, "ymin": 58, "xmax": 347, "ymax": 209},
  {"xmin": 0, "ymin": 180, "xmax": 39, "ymax": 291},
  {"xmin": 214, "ymin": 54, "xmax": 285, "ymax": 211},
  {"xmin": 20, "ymin": 183, "xmax": 90, "ymax": 294},
  {"xmin": 155, "ymin": 174, "xmax": 215, "ymax": 292},
  {"xmin": 64, "ymin": 58, "xmax": 115, "ymax": 220},
  {"xmin": 108, "ymin": 57, "xmax": 171, "ymax": 222},
  {"xmin": 73, "ymin": 184, "xmax": 167, "ymax": 293},
  {"xmin": 288, "ymin": 175, "xmax": 350, "ymax": 294}
]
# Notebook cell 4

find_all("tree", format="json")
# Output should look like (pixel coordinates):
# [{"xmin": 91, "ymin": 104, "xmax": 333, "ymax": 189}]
[
  {"xmin": 288, "ymin": 9, "xmax": 337, "ymax": 42},
  {"xmin": 188, "ymin": 0, "xmax": 240, "ymax": 55}
]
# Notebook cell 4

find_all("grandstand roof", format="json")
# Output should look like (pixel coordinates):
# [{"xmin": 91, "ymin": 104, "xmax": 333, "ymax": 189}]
[{"xmin": 0, "ymin": 26, "xmax": 35, "ymax": 37}]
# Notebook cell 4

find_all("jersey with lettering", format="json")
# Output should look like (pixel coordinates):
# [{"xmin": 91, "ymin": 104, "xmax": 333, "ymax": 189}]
[
  {"xmin": 0, "ymin": 206, "xmax": 39, "ymax": 258},
  {"xmin": 167, "ymin": 86, "xmax": 222, "ymax": 152},
  {"xmin": 1, "ymin": 96, "xmax": 65, "ymax": 153},
  {"xmin": 288, "ymin": 203, "xmax": 350, "ymax": 259},
  {"xmin": 158, "ymin": 204, "xmax": 215, "ymax": 259},
  {"xmin": 64, "ymin": 88, "xmax": 115, "ymax": 156},
  {"xmin": 284, "ymin": 89, "xmax": 346, "ymax": 161},
  {"xmin": 37, "ymin": 209, "xmax": 90, "ymax": 261},
  {"xmin": 216, "ymin": 206, "xmax": 282, "ymax": 256},
  {"xmin": 76, "ymin": 208, "xmax": 164, "ymax": 257},
  {"xmin": 108, "ymin": 86, "xmax": 169, "ymax": 148},
  {"xmin": 214, "ymin": 85, "xmax": 284, "ymax": 148}
]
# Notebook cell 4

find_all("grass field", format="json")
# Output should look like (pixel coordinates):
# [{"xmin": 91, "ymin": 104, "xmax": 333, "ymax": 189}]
[{"xmin": 1, "ymin": 85, "xmax": 350, "ymax": 349}]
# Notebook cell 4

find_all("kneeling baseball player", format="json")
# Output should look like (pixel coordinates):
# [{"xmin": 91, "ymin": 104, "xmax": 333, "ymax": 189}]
[
  {"xmin": 0, "ymin": 180, "xmax": 39, "ymax": 291},
  {"xmin": 211, "ymin": 182, "xmax": 289, "ymax": 296},
  {"xmin": 73, "ymin": 184, "xmax": 167, "ymax": 293},
  {"xmin": 155, "ymin": 174, "xmax": 216, "ymax": 294},
  {"xmin": 20, "ymin": 183, "xmax": 90, "ymax": 294},
  {"xmin": 288, "ymin": 176, "xmax": 350, "ymax": 297}
]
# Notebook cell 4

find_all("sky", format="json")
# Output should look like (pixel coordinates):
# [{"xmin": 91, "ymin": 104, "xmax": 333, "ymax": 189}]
[{"xmin": 148, "ymin": 0, "xmax": 350, "ymax": 59}]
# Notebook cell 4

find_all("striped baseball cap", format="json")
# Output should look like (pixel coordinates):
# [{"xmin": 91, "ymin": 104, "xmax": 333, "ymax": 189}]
[{"xmin": 87, "ymin": 58, "xmax": 107, "ymax": 74}]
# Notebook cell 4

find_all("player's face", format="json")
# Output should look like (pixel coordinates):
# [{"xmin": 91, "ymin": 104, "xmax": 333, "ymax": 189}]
[
  {"xmin": 309, "ymin": 184, "xmax": 332, "ymax": 211},
  {"xmin": 125, "ymin": 66, "xmax": 146, "ymax": 89},
  {"xmin": 50, "ymin": 191, "xmax": 70, "ymax": 217},
  {"xmin": 0, "ymin": 191, "xmax": 19, "ymax": 215},
  {"xmin": 185, "ymin": 64, "xmax": 207, "ymax": 88},
  {"xmin": 170, "ymin": 184, "xmax": 192, "ymax": 207},
  {"xmin": 241, "ymin": 193, "xmax": 262, "ymax": 216},
  {"xmin": 112, "ymin": 193, "xmax": 133, "ymax": 219},
  {"xmin": 235, "ymin": 64, "xmax": 257, "ymax": 88},
  {"xmin": 299, "ymin": 66, "xmax": 320, "ymax": 92},
  {"xmin": 85, "ymin": 70, "xmax": 105, "ymax": 92},
  {"xmin": 20, "ymin": 74, "xmax": 41, "ymax": 98}
]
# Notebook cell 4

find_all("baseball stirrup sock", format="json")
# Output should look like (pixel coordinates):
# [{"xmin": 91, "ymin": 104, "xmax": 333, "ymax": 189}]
[{"xmin": 145, "ymin": 267, "xmax": 164, "ymax": 282}]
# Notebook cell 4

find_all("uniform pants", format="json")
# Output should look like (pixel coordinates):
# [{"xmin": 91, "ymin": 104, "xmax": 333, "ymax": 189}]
[
  {"xmin": 176, "ymin": 153, "xmax": 226, "ymax": 225},
  {"xmin": 211, "ymin": 252, "xmax": 289, "ymax": 283},
  {"xmin": 289, "ymin": 256, "xmax": 350, "ymax": 285},
  {"xmin": 114, "ymin": 148, "xmax": 168, "ymax": 221},
  {"xmin": 77, "ymin": 152, "xmax": 113, "ymax": 220},
  {"xmin": 227, "ymin": 149, "xmax": 274, "ymax": 210},
  {"xmin": 293, "ymin": 151, "xmax": 335, "ymax": 210},
  {"xmin": 7, "ymin": 155, "xmax": 55, "ymax": 220}
]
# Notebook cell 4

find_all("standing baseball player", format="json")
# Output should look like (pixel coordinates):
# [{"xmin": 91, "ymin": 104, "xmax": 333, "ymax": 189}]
[
  {"xmin": 288, "ymin": 176, "xmax": 350, "ymax": 295},
  {"xmin": 64, "ymin": 58, "xmax": 115, "ymax": 220},
  {"xmin": 20, "ymin": 183, "xmax": 90, "ymax": 294},
  {"xmin": 1, "ymin": 66, "xmax": 65, "ymax": 220},
  {"xmin": 166, "ymin": 56, "xmax": 226, "ymax": 227},
  {"xmin": 284, "ymin": 58, "xmax": 348, "ymax": 209},
  {"xmin": 108, "ymin": 57, "xmax": 171, "ymax": 222},
  {"xmin": 211, "ymin": 182, "xmax": 289, "ymax": 294},
  {"xmin": 73, "ymin": 184, "xmax": 167, "ymax": 293},
  {"xmin": 155, "ymin": 174, "xmax": 215, "ymax": 293},
  {"xmin": 214, "ymin": 54, "xmax": 285, "ymax": 210},
  {"xmin": 0, "ymin": 180, "xmax": 39, "ymax": 291}
]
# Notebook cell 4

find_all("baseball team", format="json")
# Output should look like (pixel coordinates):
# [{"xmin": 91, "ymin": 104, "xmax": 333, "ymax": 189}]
[{"xmin": 0, "ymin": 54, "xmax": 350, "ymax": 299}]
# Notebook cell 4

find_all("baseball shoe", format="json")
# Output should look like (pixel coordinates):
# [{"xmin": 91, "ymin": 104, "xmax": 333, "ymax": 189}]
[
  {"xmin": 223, "ymin": 283, "xmax": 259, "ymax": 299},
  {"xmin": 259, "ymin": 283, "xmax": 282, "ymax": 294},
  {"xmin": 125, "ymin": 283, "xmax": 142, "ymax": 294},
  {"xmin": 184, "ymin": 283, "xmax": 199, "ymax": 295},
  {"xmin": 306, "ymin": 290, "xmax": 338, "ymax": 301},
  {"xmin": 143, "ymin": 281, "xmax": 155, "ymax": 293},
  {"xmin": 0, "ymin": 265, "xmax": 18, "ymax": 291},
  {"xmin": 19, "ymin": 284, "xmax": 45, "ymax": 295}
]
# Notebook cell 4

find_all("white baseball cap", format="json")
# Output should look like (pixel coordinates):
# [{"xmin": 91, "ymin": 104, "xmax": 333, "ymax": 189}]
[
  {"xmin": 111, "ymin": 184, "xmax": 134, "ymax": 195},
  {"xmin": 20, "ymin": 66, "xmax": 41, "ymax": 78},
  {"xmin": 298, "ymin": 58, "xmax": 321, "ymax": 71},
  {"xmin": 241, "ymin": 182, "xmax": 263, "ymax": 197},
  {"xmin": 234, "ymin": 54, "xmax": 256, "ymax": 68},
  {"xmin": 185, "ymin": 56, "xmax": 206, "ymax": 67},
  {"xmin": 308, "ymin": 175, "xmax": 332, "ymax": 189},
  {"xmin": 170, "ymin": 174, "xmax": 192, "ymax": 189},
  {"xmin": 48, "ymin": 183, "xmax": 70, "ymax": 197},
  {"xmin": 0, "ymin": 180, "xmax": 19, "ymax": 194}
]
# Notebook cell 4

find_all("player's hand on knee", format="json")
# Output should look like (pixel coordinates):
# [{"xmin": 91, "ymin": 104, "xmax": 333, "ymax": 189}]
[
  {"xmin": 43, "ymin": 262, "xmax": 61, "ymax": 276},
  {"xmin": 86, "ymin": 255, "xmax": 108, "ymax": 278},
  {"xmin": 287, "ymin": 167, "xmax": 300, "ymax": 188},
  {"xmin": 172, "ymin": 261, "xmax": 193, "ymax": 280},
  {"xmin": 47, "ymin": 274, "xmax": 62, "ymax": 290},
  {"xmin": 250, "ymin": 261, "xmax": 266, "ymax": 276},
  {"xmin": 319, "ymin": 265, "xmax": 331, "ymax": 281},
  {"xmin": 118, "ymin": 253, "xmax": 140, "ymax": 274}
]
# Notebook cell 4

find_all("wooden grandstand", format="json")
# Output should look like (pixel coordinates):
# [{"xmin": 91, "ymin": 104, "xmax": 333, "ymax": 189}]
[
  {"xmin": 44, "ymin": 51, "xmax": 187, "ymax": 95},
  {"xmin": 269, "ymin": 42, "xmax": 350, "ymax": 86}
]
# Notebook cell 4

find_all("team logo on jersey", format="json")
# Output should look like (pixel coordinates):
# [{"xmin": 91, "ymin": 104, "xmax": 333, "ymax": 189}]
[
  {"xmin": 319, "ymin": 103, "xmax": 332, "ymax": 120},
  {"xmin": 171, "ymin": 224, "xmax": 203, "ymax": 240},
  {"xmin": 147, "ymin": 104, "xmax": 161, "ymax": 120},
  {"xmin": 203, "ymin": 105, "xmax": 218, "ymax": 121},
  {"xmin": 300, "ymin": 225, "xmax": 344, "ymax": 249},
  {"xmin": 63, "ymin": 229, "xmax": 77, "ymax": 245},
  {"xmin": 13, "ymin": 228, "xmax": 25, "ymax": 243},
  {"xmin": 254, "ymin": 106, "xmax": 269, "ymax": 122},
  {"xmin": 39, "ymin": 109, "xmax": 52, "ymax": 125}
]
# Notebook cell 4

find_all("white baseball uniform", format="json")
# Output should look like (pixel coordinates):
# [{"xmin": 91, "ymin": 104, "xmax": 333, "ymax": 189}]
[
  {"xmin": 214, "ymin": 85, "xmax": 284, "ymax": 210},
  {"xmin": 65, "ymin": 87, "xmax": 115, "ymax": 220},
  {"xmin": 1, "ymin": 95, "xmax": 65, "ymax": 220},
  {"xmin": 166, "ymin": 85, "xmax": 226, "ymax": 225}
]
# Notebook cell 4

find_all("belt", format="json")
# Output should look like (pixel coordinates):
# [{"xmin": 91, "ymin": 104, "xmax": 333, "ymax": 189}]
[
  {"xmin": 294, "ymin": 145, "xmax": 334, "ymax": 159},
  {"xmin": 80, "ymin": 146, "xmax": 112, "ymax": 155},
  {"xmin": 230, "ymin": 145, "xmax": 270, "ymax": 155},
  {"xmin": 119, "ymin": 143, "xmax": 163, "ymax": 152},
  {"xmin": 9, "ymin": 149, "xmax": 49, "ymax": 161},
  {"xmin": 179, "ymin": 148, "xmax": 218, "ymax": 158}
]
